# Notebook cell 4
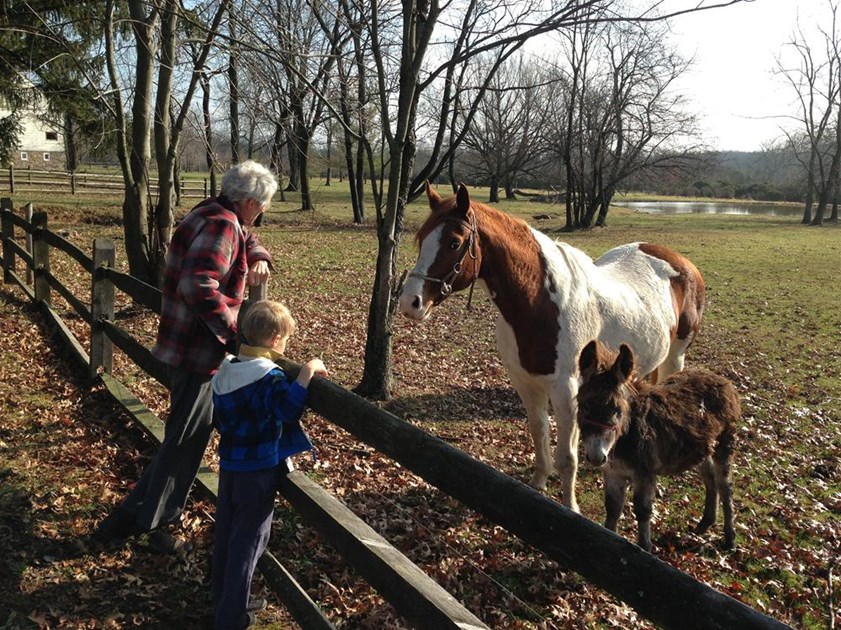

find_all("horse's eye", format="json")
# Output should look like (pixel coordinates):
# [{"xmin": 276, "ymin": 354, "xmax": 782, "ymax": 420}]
[{"xmin": 449, "ymin": 239, "xmax": 460, "ymax": 250}]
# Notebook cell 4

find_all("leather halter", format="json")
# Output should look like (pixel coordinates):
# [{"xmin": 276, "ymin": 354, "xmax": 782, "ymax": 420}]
[{"xmin": 409, "ymin": 214, "xmax": 479, "ymax": 307}]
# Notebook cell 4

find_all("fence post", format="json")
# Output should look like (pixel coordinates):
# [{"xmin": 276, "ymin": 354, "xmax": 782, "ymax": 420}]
[
  {"xmin": 248, "ymin": 282, "xmax": 267, "ymax": 302},
  {"xmin": 70, "ymin": 172, "xmax": 76, "ymax": 195},
  {"xmin": 32, "ymin": 210, "xmax": 50, "ymax": 305},
  {"xmin": 8, "ymin": 165, "xmax": 14, "ymax": 195},
  {"xmin": 24, "ymin": 202, "xmax": 33, "ymax": 285},
  {"xmin": 203, "ymin": 178, "xmax": 207, "ymax": 198},
  {"xmin": 1, "ymin": 197, "xmax": 13, "ymax": 284},
  {"xmin": 90, "ymin": 238, "xmax": 115, "ymax": 377}
]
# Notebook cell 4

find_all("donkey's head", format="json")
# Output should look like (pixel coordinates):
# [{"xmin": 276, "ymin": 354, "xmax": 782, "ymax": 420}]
[{"xmin": 576, "ymin": 340, "xmax": 636, "ymax": 466}]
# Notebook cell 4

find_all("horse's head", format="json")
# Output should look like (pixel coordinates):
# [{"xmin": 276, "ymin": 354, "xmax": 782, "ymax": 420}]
[
  {"xmin": 576, "ymin": 340, "xmax": 636, "ymax": 466},
  {"xmin": 398, "ymin": 182, "xmax": 482, "ymax": 320}
]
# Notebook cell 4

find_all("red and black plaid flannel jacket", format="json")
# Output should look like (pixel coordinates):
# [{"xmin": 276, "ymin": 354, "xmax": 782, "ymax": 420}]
[{"xmin": 152, "ymin": 195, "xmax": 272, "ymax": 374}]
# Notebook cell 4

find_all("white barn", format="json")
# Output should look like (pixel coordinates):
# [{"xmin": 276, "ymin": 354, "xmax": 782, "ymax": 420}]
[{"xmin": 0, "ymin": 84, "xmax": 65, "ymax": 171}]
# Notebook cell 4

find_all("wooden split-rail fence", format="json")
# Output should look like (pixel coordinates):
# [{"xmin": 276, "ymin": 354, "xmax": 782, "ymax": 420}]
[
  {"xmin": 0, "ymin": 166, "xmax": 209, "ymax": 198},
  {"xmin": 0, "ymin": 197, "xmax": 790, "ymax": 630}
]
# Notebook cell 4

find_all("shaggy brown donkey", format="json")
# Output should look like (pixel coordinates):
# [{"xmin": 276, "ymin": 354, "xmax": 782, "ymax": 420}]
[{"xmin": 576, "ymin": 340, "xmax": 739, "ymax": 552}]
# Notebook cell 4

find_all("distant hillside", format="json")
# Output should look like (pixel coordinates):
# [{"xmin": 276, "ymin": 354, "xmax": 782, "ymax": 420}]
[{"xmin": 628, "ymin": 150, "xmax": 805, "ymax": 202}]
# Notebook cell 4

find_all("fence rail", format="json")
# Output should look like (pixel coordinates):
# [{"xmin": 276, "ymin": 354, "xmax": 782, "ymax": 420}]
[
  {"xmin": 0, "ymin": 197, "xmax": 790, "ymax": 630},
  {"xmin": 0, "ymin": 166, "xmax": 209, "ymax": 198}
]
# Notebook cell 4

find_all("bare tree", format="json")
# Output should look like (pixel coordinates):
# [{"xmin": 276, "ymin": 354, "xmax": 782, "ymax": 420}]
[
  {"xmin": 460, "ymin": 56, "xmax": 553, "ymax": 202},
  {"xmin": 540, "ymin": 15, "xmax": 698, "ymax": 230},
  {"xmin": 778, "ymin": 1, "xmax": 841, "ymax": 226}
]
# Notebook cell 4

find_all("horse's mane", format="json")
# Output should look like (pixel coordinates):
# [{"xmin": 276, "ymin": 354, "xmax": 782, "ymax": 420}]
[{"xmin": 416, "ymin": 190, "xmax": 531, "ymax": 246}]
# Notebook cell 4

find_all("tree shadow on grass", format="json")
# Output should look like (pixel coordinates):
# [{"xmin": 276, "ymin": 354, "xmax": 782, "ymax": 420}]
[{"xmin": 384, "ymin": 385, "xmax": 525, "ymax": 424}]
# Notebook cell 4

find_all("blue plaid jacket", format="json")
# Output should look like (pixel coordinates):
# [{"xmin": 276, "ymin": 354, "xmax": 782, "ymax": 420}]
[{"xmin": 211, "ymin": 353, "xmax": 314, "ymax": 472}]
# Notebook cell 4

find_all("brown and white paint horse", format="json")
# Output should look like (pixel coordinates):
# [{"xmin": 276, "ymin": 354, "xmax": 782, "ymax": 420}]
[{"xmin": 398, "ymin": 183, "xmax": 705, "ymax": 512}]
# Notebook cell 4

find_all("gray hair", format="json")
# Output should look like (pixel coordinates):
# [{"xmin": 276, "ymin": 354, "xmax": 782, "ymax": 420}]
[{"xmin": 221, "ymin": 160, "xmax": 278, "ymax": 206}]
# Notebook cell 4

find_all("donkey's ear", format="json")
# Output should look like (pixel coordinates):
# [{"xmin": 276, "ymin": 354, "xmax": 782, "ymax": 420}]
[
  {"xmin": 455, "ymin": 183, "xmax": 471, "ymax": 219},
  {"xmin": 614, "ymin": 344, "xmax": 635, "ymax": 381},
  {"xmin": 426, "ymin": 180, "xmax": 442, "ymax": 207},
  {"xmin": 579, "ymin": 340, "xmax": 599, "ymax": 377}
]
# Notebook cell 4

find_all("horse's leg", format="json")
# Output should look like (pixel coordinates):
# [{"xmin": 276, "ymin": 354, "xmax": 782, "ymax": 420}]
[
  {"xmin": 604, "ymin": 467, "xmax": 629, "ymax": 532},
  {"xmin": 632, "ymin": 474, "xmax": 657, "ymax": 552},
  {"xmin": 656, "ymin": 335, "xmax": 692, "ymax": 382},
  {"xmin": 511, "ymin": 377, "xmax": 552, "ymax": 492},
  {"xmin": 695, "ymin": 457, "xmax": 718, "ymax": 534},
  {"xmin": 550, "ymin": 378, "xmax": 580, "ymax": 513}
]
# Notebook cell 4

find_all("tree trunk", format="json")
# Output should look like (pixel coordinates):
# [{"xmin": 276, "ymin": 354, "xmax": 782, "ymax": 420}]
[
  {"xmin": 152, "ymin": 0, "xmax": 178, "ymax": 279},
  {"xmin": 202, "ymin": 73, "xmax": 217, "ymax": 196},
  {"xmin": 325, "ymin": 122, "xmax": 332, "ymax": 186},
  {"xmin": 356, "ymin": 76, "xmax": 419, "ymax": 398},
  {"xmin": 122, "ymin": 0, "xmax": 157, "ymax": 284},
  {"xmin": 489, "ymin": 173, "xmax": 500, "ymax": 203},
  {"xmin": 286, "ymin": 137, "xmax": 299, "ymax": 191},
  {"xmin": 228, "ymin": 6, "xmax": 240, "ymax": 165},
  {"xmin": 63, "ymin": 112, "xmax": 78, "ymax": 172},
  {"xmin": 802, "ymin": 150, "xmax": 816, "ymax": 224}
]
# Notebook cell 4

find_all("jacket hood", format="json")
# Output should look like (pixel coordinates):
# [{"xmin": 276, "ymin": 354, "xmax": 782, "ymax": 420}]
[{"xmin": 211, "ymin": 355, "xmax": 278, "ymax": 395}]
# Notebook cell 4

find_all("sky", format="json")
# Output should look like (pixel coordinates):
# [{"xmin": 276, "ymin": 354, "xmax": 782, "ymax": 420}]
[{"xmin": 669, "ymin": 0, "xmax": 825, "ymax": 152}]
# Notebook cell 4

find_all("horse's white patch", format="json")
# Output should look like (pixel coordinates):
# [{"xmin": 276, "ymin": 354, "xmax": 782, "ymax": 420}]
[{"xmin": 398, "ymin": 224, "xmax": 445, "ymax": 319}]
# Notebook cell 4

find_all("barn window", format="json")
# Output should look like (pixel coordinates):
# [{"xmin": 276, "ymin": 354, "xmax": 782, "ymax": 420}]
[
  {"xmin": 45, "ymin": 131, "xmax": 58, "ymax": 141},
  {"xmin": 20, "ymin": 151, "xmax": 28, "ymax": 161},
  {"xmin": 43, "ymin": 152, "xmax": 50, "ymax": 162}
]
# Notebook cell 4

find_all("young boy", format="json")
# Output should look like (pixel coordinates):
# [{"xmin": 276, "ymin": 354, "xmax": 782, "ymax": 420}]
[{"xmin": 210, "ymin": 300, "xmax": 327, "ymax": 630}]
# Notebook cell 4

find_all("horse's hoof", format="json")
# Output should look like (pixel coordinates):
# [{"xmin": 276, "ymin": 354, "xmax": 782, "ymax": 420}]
[{"xmin": 527, "ymin": 476, "xmax": 548, "ymax": 492}]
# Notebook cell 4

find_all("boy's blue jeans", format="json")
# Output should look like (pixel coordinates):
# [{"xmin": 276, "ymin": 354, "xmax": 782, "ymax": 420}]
[{"xmin": 212, "ymin": 465, "xmax": 284, "ymax": 629}]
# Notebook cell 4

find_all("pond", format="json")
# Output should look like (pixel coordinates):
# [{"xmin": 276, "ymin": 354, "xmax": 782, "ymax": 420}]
[{"xmin": 615, "ymin": 200, "xmax": 803, "ymax": 217}]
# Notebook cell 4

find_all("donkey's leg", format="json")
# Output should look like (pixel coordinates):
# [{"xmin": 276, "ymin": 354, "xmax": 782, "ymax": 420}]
[
  {"xmin": 656, "ymin": 335, "xmax": 692, "ymax": 382},
  {"xmin": 511, "ymin": 377, "xmax": 552, "ymax": 492},
  {"xmin": 632, "ymin": 475, "xmax": 657, "ymax": 552},
  {"xmin": 695, "ymin": 457, "xmax": 718, "ymax": 534},
  {"xmin": 713, "ymin": 448, "xmax": 736, "ymax": 548},
  {"xmin": 604, "ymin": 468, "xmax": 629, "ymax": 532},
  {"xmin": 550, "ymin": 378, "xmax": 580, "ymax": 513}
]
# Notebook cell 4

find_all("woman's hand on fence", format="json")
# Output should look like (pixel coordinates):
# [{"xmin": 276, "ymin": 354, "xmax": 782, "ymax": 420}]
[{"xmin": 247, "ymin": 260, "xmax": 270, "ymax": 286}]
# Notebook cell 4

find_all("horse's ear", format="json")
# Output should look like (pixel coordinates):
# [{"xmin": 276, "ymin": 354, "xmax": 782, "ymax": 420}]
[
  {"xmin": 614, "ymin": 344, "xmax": 635, "ymax": 382},
  {"xmin": 455, "ymin": 182, "xmax": 471, "ymax": 219},
  {"xmin": 579, "ymin": 340, "xmax": 599, "ymax": 377},
  {"xmin": 426, "ymin": 180, "xmax": 442, "ymax": 207}
]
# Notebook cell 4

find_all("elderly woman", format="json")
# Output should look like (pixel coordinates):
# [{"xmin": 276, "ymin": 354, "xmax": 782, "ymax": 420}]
[{"xmin": 93, "ymin": 160, "xmax": 278, "ymax": 555}]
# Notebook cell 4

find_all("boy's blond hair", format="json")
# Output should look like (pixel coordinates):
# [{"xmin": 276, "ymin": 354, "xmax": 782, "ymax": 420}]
[{"xmin": 240, "ymin": 300, "xmax": 296, "ymax": 347}]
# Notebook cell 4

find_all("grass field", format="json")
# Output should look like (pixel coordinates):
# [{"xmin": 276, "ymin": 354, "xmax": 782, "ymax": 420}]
[{"xmin": 1, "ymin": 180, "xmax": 839, "ymax": 628}]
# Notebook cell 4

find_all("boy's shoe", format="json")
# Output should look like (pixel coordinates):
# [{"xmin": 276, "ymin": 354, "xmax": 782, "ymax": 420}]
[
  {"xmin": 147, "ymin": 528, "xmax": 192, "ymax": 555},
  {"xmin": 239, "ymin": 612, "xmax": 257, "ymax": 629},
  {"xmin": 246, "ymin": 596, "xmax": 267, "ymax": 613}
]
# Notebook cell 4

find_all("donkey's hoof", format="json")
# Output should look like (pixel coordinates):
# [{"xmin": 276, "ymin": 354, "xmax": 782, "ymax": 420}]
[{"xmin": 694, "ymin": 519, "xmax": 714, "ymax": 535}]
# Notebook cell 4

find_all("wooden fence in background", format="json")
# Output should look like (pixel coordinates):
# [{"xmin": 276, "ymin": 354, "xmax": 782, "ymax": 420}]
[
  {"xmin": 0, "ymin": 197, "xmax": 790, "ymax": 630},
  {"xmin": 0, "ymin": 166, "xmax": 208, "ymax": 198}
]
